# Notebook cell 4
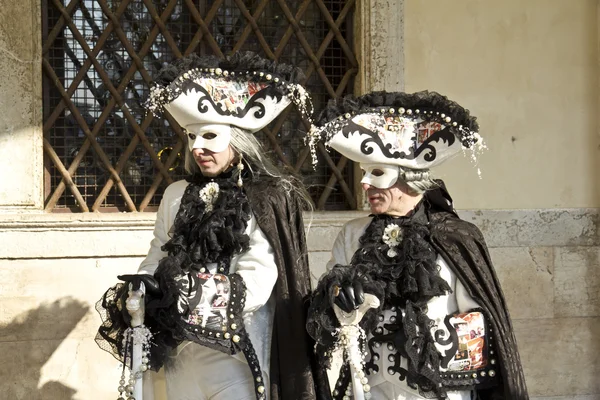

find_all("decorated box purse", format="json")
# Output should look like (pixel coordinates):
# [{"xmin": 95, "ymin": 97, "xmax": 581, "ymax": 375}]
[{"xmin": 437, "ymin": 309, "xmax": 500, "ymax": 390}]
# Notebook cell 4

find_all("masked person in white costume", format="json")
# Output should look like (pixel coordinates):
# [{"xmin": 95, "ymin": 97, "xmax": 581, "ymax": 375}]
[
  {"xmin": 96, "ymin": 52, "xmax": 329, "ymax": 400},
  {"xmin": 307, "ymin": 92, "xmax": 528, "ymax": 400}
]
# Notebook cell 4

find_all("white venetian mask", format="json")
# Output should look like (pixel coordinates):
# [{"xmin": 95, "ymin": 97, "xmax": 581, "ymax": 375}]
[
  {"xmin": 360, "ymin": 163, "xmax": 400, "ymax": 189},
  {"xmin": 185, "ymin": 123, "xmax": 231, "ymax": 153}
]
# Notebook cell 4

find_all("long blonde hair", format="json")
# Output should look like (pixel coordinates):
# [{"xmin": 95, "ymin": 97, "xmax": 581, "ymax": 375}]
[{"xmin": 184, "ymin": 126, "xmax": 313, "ymax": 212}]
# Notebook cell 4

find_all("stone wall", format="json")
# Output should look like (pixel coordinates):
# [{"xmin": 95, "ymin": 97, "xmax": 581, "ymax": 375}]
[
  {"xmin": 1, "ymin": 209, "xmax": 598, "ymax": 399},
  {"xmin": 0, "ymin": 0, "xmax": 43, "ymax": 211}
]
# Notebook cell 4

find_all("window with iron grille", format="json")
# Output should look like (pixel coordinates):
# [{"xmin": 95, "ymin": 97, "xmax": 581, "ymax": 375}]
[{"xmin": 42, "ymin": 0, "xmax": 358, "ymax": 212}]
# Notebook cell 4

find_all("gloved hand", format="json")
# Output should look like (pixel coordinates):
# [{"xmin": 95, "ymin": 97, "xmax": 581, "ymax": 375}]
[
  {"xmin": 117, "ymin": 274, "xmax": 161, "ymax": 297},
  {"xmin": 332, "ymin": 278, "xmax": 365, "ymax": 313}
]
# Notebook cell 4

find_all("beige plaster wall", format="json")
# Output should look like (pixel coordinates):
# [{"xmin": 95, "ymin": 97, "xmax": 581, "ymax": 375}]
[{"xmin": 404, "ymin": 0, "xmax": 600, "ymax": 210}]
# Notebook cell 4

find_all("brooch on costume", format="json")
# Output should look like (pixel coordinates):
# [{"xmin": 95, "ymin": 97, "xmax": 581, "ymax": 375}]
[
  {"xmin": 382, "ymin": 223, "xmax": 403, "ymax": 257},
  {"xmin": 199, "ymin": 182, "xmax": 220, "ymax": 212}
]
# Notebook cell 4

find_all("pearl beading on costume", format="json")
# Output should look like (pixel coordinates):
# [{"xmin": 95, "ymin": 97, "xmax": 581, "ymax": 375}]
[
  {"xmin": 117, "ymin": 325, "xmax": 153, "ymax": 400},
  {"xmin": 323, "ymin": 106, "xmax": 478, "ymax": 142},
  {"xmin": 329, "ymin": 325, "xmax": 372, "ymax": 400},
  {"xmin": 318, "ymin": 105, "xmax": 486, "ymax": 171}
]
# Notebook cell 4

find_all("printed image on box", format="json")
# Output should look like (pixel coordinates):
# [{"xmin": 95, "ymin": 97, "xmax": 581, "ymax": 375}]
[
  {"xmin": 447, "ymin": 311, "xmax": 487, "ymax": 372},
  {"xmin": 186, "ymin": 273, "xmax": 231, "ymax": 331}
]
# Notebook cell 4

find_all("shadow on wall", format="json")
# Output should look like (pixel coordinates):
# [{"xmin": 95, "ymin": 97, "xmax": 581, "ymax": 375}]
[{"xmin": 0, "ymin": 297, "xmax": 89, "ymax": 400}]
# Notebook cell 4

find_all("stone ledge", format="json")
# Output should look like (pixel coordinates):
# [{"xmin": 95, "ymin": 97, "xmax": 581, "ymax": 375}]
[
  {"xmin": 0, "ymin": 212, "xmax": 157, "ymax": 230},
  {"xmin": 459, "ymin": 208, "xmax": 599, "ymax": 247},
  {"xmin": 0, "ymin": 229, "xmax": 154, "ymax": 258},
  {"xmin": 0, "ymin": 211, "xmax": 366, "ymax": 230},
  {"xmin": 1, "ymin": 209, "xmax": 597, "ymax": 258}
]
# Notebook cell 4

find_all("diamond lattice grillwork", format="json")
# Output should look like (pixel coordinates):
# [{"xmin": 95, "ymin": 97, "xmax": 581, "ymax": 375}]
[{"xmin": 43, "ymin": 0, "xmax": 357, "ymax": 211}]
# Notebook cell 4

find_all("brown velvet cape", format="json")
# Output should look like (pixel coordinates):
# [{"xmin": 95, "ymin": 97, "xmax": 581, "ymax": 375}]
[
  {"xmin": 426, "ymin": 182, "xmax": 529, "ymax": 399},
  {"xmin": 246, "ymin": 179, "xmax": 330, "ymax": 400}
]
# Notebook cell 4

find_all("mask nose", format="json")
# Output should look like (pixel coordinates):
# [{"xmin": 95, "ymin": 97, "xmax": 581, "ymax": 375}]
[
  {"xmin": 361, "ymin": 173, "xmax": 373, "ymax": 191},
  {"xmin": 192, "ymin": 147, "xmax": 205, "ymax": 155},
  {"xmin": 189, "ymin": 136, "xmax": 207, "ymax": 151}
]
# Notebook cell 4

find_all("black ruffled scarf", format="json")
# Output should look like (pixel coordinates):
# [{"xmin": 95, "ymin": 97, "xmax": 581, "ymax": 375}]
[
  {"xmin": 353, "ymin": 203, "xmax": 453, "ymax": 398},
  {"xmin": 159, "ymin": 170, "xmax": 252, "ymax": 273}
]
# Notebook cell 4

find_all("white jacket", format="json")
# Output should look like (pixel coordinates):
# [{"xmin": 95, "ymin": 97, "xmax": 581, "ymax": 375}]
[
  {"xmin": 326, "ymin": 216, "xmax": 479, "ymax": 400},
  {"xmin": 139, "ymin": 179, "xmax": 278, "ymax": 399},
  {"xmin": 138, "ymin": 179, "xmax": 278, "ymax": 313}
]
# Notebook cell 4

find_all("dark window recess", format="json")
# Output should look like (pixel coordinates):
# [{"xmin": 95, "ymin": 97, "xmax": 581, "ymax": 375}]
[{"xmin": 42, "ymin": 0, "xmax": 357, "ymax": 212}]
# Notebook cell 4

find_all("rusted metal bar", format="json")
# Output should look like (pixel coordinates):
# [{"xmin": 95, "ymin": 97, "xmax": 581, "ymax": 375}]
[
  {"xmin": 183, "ymin": 0, "xmax": 225, "ymax": 58},
  {"xmin": 302, "ymin": 0, "xmax": 357, "ymax": 84},
  {"xmin": 51, "ymin": 0, "xmax": 174, "ymax": 200},
  {"xmin": 142, "ymin": 0, "xmax": 183, "ymax": 59},
  {"xmin": 231, "ymin": 0, "xmax": 275, "ymax": 59},
  {"xmin": 335, "ymin": 67, "xmax": 357, "ymax": 96},
  {"xmin": 43, "ymin": 138, "xmax": 90, "ymax": 212},
  {"xmin": 43, "ymin": 58, "xmax": 137, "ymax": 211},
  {"xmin": 91, "ymin": 113, "xmax": 154, "ymax": 211},
  {"xmin": 313, "ymin": 0, "xmax": 358, "ymax": 67},
  {"xmin": 182, "ymin": 0, "xmax": 224, "ymax": 57},
  {"xmin": 44, "ymin": 0, "xmax": 181, "ymax": 206},
  {"xmin": 44, "ymin": 0, "xmax": 356, "ymax": 211},
  {"xmin": 273, "ymin": 0, "xmax": 312, "ymax": 59},
  {"xmin": 230, "ymin": 0, "xmax": 270, "ymax": 55},
  {"xmin": 316, "ymin": 142, "xmax": 355, "ymax": 209},
  {"xmin": 43, "ymin": 0, "xmax": 132, "ymax": 132},
  {"xmin": 317, "ymin": 155, "xmax": 349, "ymax": 210},
  {"xmin": 42, "ymin": 0, "xmax": 82, "ymax": 55},
  {"xmin": 53, "ymin": 1, "xmax": 167, "ymax": 173},
  {"xmin": 293, "ymin": 144, "xmax": 311, "ymax": 172},
  {"xmin": 275, "ymin": 0, "xmax": 336, "ymax": 98},
  {"xmin": 138, "ymin": 139, "xmax": 185, "ymax": 211},
  {"xmin": 96, "ymin": 0, "xmax": 166, "ymax": 82},
  {"xmin": 262, "ymin": 124, "xmax": 293, "ymax": 168}
]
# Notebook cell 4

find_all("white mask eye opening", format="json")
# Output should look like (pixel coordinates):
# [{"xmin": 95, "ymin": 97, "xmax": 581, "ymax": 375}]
[{"xmin": 202, "ymin": 132, "xmax": 217, "ymax": 140}]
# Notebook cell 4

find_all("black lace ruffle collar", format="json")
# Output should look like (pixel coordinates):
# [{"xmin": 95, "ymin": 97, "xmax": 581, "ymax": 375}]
[
  {"xmin": 351, "ymin": 201, "xmax": 453, "ymax": 397},
  {"xmin": 161, "ymin": 169, "xmax": 252, "ymax": 272}
]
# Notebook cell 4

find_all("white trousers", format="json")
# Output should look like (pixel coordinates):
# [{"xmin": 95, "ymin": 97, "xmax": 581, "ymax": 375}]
[
  {"xmin": 164, "ymin": 343, "xmax": 267, "ymax": 400},
  {"xmin": 370, "ymin": 381, "xmax": 471, "ymax": 400}
]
